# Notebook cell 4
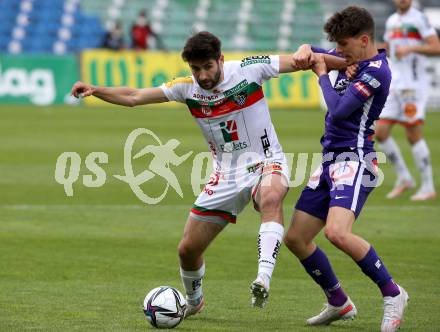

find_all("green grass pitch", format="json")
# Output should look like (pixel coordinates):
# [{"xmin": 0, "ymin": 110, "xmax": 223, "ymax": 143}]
[{"xmin": 1, "ymin": 105, "xmax": 439, "ymax": 331}]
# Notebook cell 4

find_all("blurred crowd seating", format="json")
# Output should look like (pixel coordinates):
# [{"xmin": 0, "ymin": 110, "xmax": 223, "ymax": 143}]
[{"xmin": 1, "ymin": 0, "xmax": 437, "ymax": 54}]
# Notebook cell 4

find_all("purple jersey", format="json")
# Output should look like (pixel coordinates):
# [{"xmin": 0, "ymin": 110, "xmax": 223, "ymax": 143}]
[{"xmin": 313, "ymin": 48, "xmax": 391, "ymax": 153}]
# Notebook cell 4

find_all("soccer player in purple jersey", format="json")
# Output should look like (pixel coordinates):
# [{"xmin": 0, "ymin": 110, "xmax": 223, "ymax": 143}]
[{"xmin": 284, "ymin": 6, "xmax": 408, "ymax": 332}]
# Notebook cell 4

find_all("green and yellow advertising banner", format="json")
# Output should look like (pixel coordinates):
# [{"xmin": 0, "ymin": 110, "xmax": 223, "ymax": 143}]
[
  {"xmin": 0, "ymin": 55, "xmax": 78, "ymax": 105},
  {"xmin": 81, "ymin": 50, "xmax": 320, "ymax": 109}
]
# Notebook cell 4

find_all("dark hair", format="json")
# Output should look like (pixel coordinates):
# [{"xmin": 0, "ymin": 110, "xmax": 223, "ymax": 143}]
[
  {"xmin": 324, "ymin": 6, "xmax": 375, "ymax": 42},
  {"xmin": 181, "ymin": 31, "xmax": 221, "ymax": 62}
]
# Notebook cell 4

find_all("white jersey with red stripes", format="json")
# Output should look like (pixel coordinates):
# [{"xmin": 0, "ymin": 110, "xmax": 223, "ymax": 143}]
[
  {"xmin": 383, "ymin": 6, "xmax": 437, "ymax": 90},
  {"xmin": 160, "ymin": 56, "xmax": 285, "ymax": 175}
]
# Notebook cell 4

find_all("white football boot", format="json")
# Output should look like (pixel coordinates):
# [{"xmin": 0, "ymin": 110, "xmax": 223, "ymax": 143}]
[
  {"xmin": 381, "ymin": 285, "xmax": 409, "ymax": 332},
  {"xmin": 184, "ymin": 296, "xmax": 205, "ymax": 318},
  {"xmin": 250, "ymin": 273, "xmax": 270, "ymax": 308},
  {"xmin": 386, "ymin": 179, "xmax": 415, "ymax": 199},
  {"xmin": 410, "ymin": 188, "xmax": 437, "ymax": 201},
  {"xmin": 306, "ymin": 297, "xmax": 357, "ymax": 326}
]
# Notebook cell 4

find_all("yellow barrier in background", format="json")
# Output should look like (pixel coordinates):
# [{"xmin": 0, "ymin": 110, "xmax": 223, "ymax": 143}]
[{"xmin": 81, "ymin": 50, "xmax": 320, "ymax": 109}]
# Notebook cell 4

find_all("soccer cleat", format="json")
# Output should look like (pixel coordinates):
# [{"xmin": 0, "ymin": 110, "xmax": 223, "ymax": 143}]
[
  {"xmin": 250, "ymin": 274, "xmax": 269, "ymax": 308},
  {"xmin": 381, "ymin": 285, "xmax": 409, "ymax": 332},
  {"xmin": 184, "ymin": 296, "xmax": 205, "ymax": 318},
  {"xmin": 386, "ymin": 179, "xmax": 415, "ymax": 199},
  {"xmin": 306, "ymin": 298, "xmax": 357, "ymax": 326},
  {"xmin": 410, "ymin": 189, "xmax": 437, "ymax": 201}
]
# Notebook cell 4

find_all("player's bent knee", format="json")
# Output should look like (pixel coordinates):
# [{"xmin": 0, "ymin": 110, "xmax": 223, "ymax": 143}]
[
  {"xmin": 324, "ymin": 228, "xmax": 347, "ymax": 249},
  {"xmin": 259, "ymin": 191, "xmax": 283, "ymax": 212},
  {"xmin": 283, "ymin": 234, "xmax": 306, "ymax": 255},
  {"xmin": 177, "ymin": 240, "xmax": 200, "ymax": 261}
]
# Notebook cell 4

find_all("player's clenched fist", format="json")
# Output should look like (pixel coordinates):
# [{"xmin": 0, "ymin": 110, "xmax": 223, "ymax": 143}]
[
  {"xmin": 345, "ymin": 64, "xmax": 359, "ymax": 80},
  {"xmin": 70, "ymin": 81, "xmax": 96, "ymax": 98},
  {"xmin": 292, "ymin": 44, "xmax": 314, "ymax": 69}
]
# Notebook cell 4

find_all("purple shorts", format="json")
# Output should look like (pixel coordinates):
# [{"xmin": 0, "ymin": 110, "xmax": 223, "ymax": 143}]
[{"xmin": 295, "ymin": 150, "xmax": 379, "ymax": 221}]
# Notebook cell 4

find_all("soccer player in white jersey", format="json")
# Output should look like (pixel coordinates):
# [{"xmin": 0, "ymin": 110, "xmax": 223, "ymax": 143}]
[
  {"xmin": 70, "ymin": 31, "xmax": 346, "ymax": 314},
  {"xmin": 376, "ymin": 0, "xmax": 440, "ymax": 200}
]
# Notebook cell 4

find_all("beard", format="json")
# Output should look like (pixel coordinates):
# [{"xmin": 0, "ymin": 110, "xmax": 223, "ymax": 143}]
[{"xmin": 197, "ymin": 65, "xmax": 222, "ymax": 90}]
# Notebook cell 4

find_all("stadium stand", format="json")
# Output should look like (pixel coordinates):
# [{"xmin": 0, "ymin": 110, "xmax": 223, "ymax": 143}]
[{"xmin": 0, "ymin": 0, "xmax": 419, "ymax": 54}]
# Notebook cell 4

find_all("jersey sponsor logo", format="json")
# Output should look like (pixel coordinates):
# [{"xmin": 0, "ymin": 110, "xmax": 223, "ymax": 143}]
[
  {"xmin": 240, "ymin": 55, "xmax": 271, "ymax": 67},
  {"xmin": 330, "ymin": 161, "xmax": 359, "ymax": 188},
  {"xmin": 334, "ymin": 78, "xmax": 350, "ymax": 95},
  {"xmin": 260, "ymin": 129, "xmax": 272, "ymax": 158},
  {"xmin": 219, "ymin": 120, "xmax": 248, "ymax": 152},
  {"xmin": 354, "ymin": 81, "xmax": 372, "ymax": 98},
  {"xmin": 246, "ymin": 161, "xmax": 264, "ymax": 174},
  {"xmin": 223, "ymin": 80, "xmax": 248, "ymax": 98},
  {"xmin": 368, "ymin": 60, "xmax": 382, "ymax": 68},
  {"xmin": 220, "ymin": 120, "xmax": 239, "ymax": 142},
  {"xmin": 192, "ymin": 93, "xmax": 221, "ymax": 101},
  {"xmin": 360, "ymin": 73, "xmax": 381, "ymax": 88}
]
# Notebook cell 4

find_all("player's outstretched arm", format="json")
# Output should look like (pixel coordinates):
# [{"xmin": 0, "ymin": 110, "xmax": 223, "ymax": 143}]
[
  {"xmin": 70, "ymin": 81, "xmax": 168, "ymax": 107},
  {"xmin": 279, "ymin": 54, "xmax": 301, "ymax": 73}
]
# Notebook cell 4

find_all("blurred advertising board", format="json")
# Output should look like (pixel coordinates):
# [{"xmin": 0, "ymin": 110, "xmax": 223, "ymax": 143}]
[
  {"xmin": 80, "ymin": 50, "xmax": 320, "ymax": 109},
  {"xmin": 0, "ymin": 55, "xmax": 78, "ymax": 105}
]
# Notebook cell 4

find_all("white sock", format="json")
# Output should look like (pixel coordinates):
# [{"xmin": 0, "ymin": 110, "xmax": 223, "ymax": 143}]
[
  {"xmin": 378, "ymin": 137, "xmax": 412, "ymax": 182},
  {"xmin": 411, "ymin": 139, "xmax": 434, "ymax": 192},
  {"xmin": 180, "ymin": 263, "xmax": 205, "ymax": 305},
  {"xmin": 257, "ymin": 222, "xmax": 284, "ymax": 287}
]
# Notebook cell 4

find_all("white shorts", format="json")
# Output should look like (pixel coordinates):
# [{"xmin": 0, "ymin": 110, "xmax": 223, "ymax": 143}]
[
  {"xmin": 380, "ymin": 89, "xmax": 428, "ymax": 126},
  {"xmin": 190, "ymin": 157, "xmax": 289, "ymax": 226}
]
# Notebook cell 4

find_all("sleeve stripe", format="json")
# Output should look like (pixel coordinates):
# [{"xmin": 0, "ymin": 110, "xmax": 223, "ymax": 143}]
[{"xmin": 354, "ymin": 82, "xmax": 372, "ymax": 98}]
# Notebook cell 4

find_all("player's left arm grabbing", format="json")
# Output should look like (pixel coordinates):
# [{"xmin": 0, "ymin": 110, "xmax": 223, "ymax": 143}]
[
  {"xmin": 311, "ymin": 54, "xmax": 384, "ymax": 122},
  {"xmin": 279, "ymin": 46, "xmax": 347, "ymax": 73}
]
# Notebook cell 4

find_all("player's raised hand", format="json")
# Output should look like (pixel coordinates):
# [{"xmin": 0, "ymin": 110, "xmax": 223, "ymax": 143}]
[
  {"xmin": 293, "ymin": 44, "xmax": 314, "ymax": 69},
  {"xmin": 70, "ymin": 81, "xmax": 96, "ymax": 98},
  {"xmin": 345, "ymin": 64, "xmax": 358, "ymax": 80}
]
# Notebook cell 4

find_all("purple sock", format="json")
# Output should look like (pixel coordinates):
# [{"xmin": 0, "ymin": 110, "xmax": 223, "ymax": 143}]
[
  {"xmin": 356, "ymin": 246, "xmax": 400, "ymax": 297},
  {"xmin": 301, "ymin": 247, "xmax": 348, "ymax": 306}
]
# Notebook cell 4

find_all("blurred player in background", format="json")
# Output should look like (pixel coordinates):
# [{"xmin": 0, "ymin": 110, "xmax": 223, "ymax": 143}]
[
  {"xmin": 376, "ymin": 0, "xmax": 440, "ymax": 200},
  {"xmin": 70, "ymin": 31, "xmax": 345, "ymax": 315},
  {"xmin": 284, "ymin": 6, "xmax": 408, "ymax": 332}
]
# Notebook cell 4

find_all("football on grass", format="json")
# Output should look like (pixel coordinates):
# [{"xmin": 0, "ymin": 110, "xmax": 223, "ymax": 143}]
[{"xmin": 143, "ymin": 286, "xmax": 186, "ymax": 329}]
